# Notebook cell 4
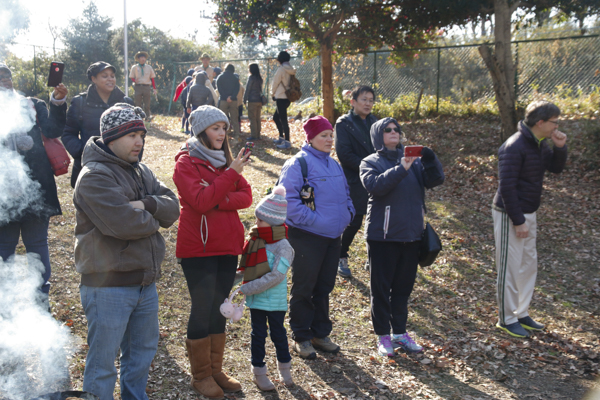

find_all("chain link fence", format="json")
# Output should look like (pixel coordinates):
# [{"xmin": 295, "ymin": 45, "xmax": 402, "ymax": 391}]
[
  {"xmin": 166, "ymin": 34, "xmax": 599, "ymax": 115},
  {"xmin": 9, "ymin": 35, "xmax": 596, "ymax": 114}
]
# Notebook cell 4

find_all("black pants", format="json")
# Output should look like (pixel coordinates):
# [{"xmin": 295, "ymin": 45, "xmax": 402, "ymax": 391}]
[
  {"xmin": 288, "ymin": 227, "xmax": 341, "ymax": 342},
  {"xmin": 181, "ymin": 107, "xmax": 190, "ymax": 131},
  {"xmin": 250, "ymin": 309, "xmax": 291, "ymax": 367},
  {"xmin": 367, "ymin": 240, "xmax": 420, "ymax": 336},
  {"xmin": 70, "ymin": 158, "xmax": 83, "ymax": 189},
  {"xmin": 181, "ymin": 256, "xmax": 238, "ymax": 339},
  {"xmin": 273, "ymin": 99, "xmax": 291, "ymax": 141},
  {"xmin": 340, "ymin": 214, "xmax": 364, "ymax": 259}
]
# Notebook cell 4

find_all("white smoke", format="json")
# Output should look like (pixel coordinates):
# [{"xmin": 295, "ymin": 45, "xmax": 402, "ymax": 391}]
[
  {"xmin": 0, "ymin": 89, "xmax": 45, "ymax": 225},
  {"xmin": 0, "ymin": 255, "xmax": 72, "ymax": 399},
  {"xmin": 0, "ymin": 82, "xmax": 72, "ymax": 397}
]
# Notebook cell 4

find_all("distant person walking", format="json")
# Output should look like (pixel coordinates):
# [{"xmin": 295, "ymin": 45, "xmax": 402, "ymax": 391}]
[
  {"xmin": 63, "ymin": 62, "xmax": 133, "ymax": 188},
  {"xmin": 360, "ymin": 118, "xmax": 444, "ymax": 357},
  {"xmin": 186, "ymin": 72, "xmax": 212, "ymax": 117},
  {"xmin": 244, "ymin": 63, "xmax": 264, "ymax": 141},
  {"xmin": 0, "ymin": 63, "xmax": 68, "ymax": 301},
  {"xmin": 271, "ymin": 51, "xmax": 296, "ymax": 149},
  {"xmin": 493, "ymin": 101, "xmax": 567, "ymax": 338},
  {"xmin": 215, "ymin": 64, "xmax": 241, "ymax": 137},
  {"xmin": 334, "ymin": 85, "xmax": 378, "ymax": 278},
  {"xmin": 129, "ymin": 51, "xmax": 156, "ymax": 121},
  {"xmin": 195, "ymin": 53, "xmax": 219, "ymax": 106},
  {"xmin": 179, "ymin": 75, "xmax": 193, "ymax": 133}
]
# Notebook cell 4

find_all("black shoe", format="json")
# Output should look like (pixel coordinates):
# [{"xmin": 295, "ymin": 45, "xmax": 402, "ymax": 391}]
[
  {"xmin": 496, "ymin": 322, "xmax": 530, "ymax": 338},
  {"xmin": 519, "ymin": 316, "xmax": 544, "ymax": 331}
]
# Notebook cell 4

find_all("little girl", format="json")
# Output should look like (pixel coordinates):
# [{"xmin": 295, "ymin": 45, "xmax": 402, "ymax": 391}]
[{"xmin": 238, "ymin": 186, "xmax": 295, "ymax": 391}]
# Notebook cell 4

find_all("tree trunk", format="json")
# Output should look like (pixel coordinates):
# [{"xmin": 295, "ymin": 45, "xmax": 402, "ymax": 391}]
[
  {"xmin": 320, "ymin": 42, "xmax": 335, "ymax": 124},
  {"xmin": 479, "ymin": 0, "xmax": 517, "ymax": 142}
]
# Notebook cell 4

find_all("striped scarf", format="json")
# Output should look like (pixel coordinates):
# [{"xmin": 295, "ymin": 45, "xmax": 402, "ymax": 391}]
[{"xmin": 238, "ymin": 225, "xmax": 288, "ymax": 283}]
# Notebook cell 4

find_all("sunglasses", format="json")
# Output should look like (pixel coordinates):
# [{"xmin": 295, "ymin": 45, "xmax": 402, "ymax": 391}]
[{"xmin": 383, "ymin": 127, "xmax": 400, "ymax": 133}]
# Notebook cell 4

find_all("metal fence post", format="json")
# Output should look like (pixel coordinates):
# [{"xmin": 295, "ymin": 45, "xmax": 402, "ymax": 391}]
[
  {"xmin": 167, "ymin": 64, "xmax": 177, "ymax": 114},
  {"xmin": 33, "ymin": 46, "xmax": 37, "ymax": 94},
  {"xmin": 436, "ymin": 47, "xmax": 441, "ymax": 113},
  {"xmin": 514, "ymin": 42, "xmax": 519, "ymax": 102},
  {"xmin": 265, "ymin": 59, "xmax": 270, "ymax": 106},
  {"xmin": 318, "ymin": 56, "xmax": 322, "ymax": 108},
  {"xmin": 373, "ymin": 52, "xmax": 377, "ymax": 88}
]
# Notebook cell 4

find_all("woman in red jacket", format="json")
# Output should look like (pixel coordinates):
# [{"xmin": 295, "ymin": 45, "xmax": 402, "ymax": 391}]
[{"xmin": 173, "ymin": 105, "xmax": 252, "ymax": 398}]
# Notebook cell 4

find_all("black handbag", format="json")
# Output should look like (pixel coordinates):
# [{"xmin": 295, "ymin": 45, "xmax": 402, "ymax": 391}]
[{"xmin": 419, "ymin": 222, "xmax": 442, "ymax": 267}]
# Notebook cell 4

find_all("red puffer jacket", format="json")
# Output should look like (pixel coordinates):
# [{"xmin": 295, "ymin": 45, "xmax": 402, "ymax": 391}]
[{"xmin": 173, "ymin": 150, "xmax": 252, "ymax": 258}]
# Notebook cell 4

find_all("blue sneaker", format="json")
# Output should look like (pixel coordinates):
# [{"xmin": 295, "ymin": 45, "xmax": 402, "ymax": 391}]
[
  {"xmin": 391, "ymin": 333, "xmax": 423, "ymax": 353},
  {"xmin": 518, "ymin": 316, "xmax": 544, "ymax": 331},
  {"xmin": 273, "ymin": 137, "xmax": 284, "ymax": 145},
  {"xmin": 338, "ymin": 258, "xmax": 352, "ymax": 278},
  {"xmin": 378, "ymin": 335, "xmax": 395, "ymax": 357},
  {"xmin": 276, "ymin": 140, "xmax": 292, "ymax": 149},
  {"xmin": 496, "ymin": 322, "xmax": 530, "ymax": 338}
]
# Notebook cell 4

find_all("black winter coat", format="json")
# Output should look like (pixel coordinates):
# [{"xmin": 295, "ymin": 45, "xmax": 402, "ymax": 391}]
[
  {"xmin": 62, "ymin": 84, "xmax": 131, "ymax": 160},
  {"xmin": 493, "ymin": 121, "xmax": 567, "ymax": 226},
  {"xmin": 243, "ymin": 75, "xmax": 263, "ymax": 103},
  {"xmin": 186, "ymin": 83, "xmax": 212, "ymax": 109},
  {"xmin": 334, "ymin": 110, "xmax": 377, "ymax": 214},
  {"xmin": 4, "ymin": 97, "xmax": 67, "ymax": 224}
]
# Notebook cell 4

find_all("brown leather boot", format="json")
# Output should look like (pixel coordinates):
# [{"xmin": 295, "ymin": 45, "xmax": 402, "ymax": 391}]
[
  {"xmin": 210, "ymin": 333, "xmax": 242, "ymax": 392},
  {"xmin": 186, "ymin": 337, "xmax": 224, "ymax": 399}
]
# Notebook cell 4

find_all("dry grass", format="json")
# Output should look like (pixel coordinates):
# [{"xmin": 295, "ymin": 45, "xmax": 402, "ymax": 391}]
[{"xmin": 39, "ymin": 114, "xmax": 600, "ymax": 399}]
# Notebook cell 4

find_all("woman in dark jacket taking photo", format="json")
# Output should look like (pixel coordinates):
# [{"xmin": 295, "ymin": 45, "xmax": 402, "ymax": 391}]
[
  {"xmin": 62, "ymin": 61, "xmax": 132, "ymax": 187},
  {"xmin": 360, "ymin": 117, "xmax": 444, "ymax": 358}
]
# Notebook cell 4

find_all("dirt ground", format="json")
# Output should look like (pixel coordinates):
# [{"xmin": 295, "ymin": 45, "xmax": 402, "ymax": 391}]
[{"xmin": 34, "ymin": 114, "xmax": 600, "ymax": 399}]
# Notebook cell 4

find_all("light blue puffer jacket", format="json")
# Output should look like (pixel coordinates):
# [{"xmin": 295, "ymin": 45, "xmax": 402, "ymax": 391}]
[{"xmin": 242, "ymin": 239, "xmax": 294, "ymax": 312}]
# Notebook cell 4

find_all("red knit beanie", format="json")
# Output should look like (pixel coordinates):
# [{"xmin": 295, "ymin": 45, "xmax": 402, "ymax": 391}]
[{"xmin": 303, "ymin": 116, "xmax": 333, "ymax": 142}]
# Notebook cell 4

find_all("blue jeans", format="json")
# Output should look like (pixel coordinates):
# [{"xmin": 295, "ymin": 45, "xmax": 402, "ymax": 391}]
[
  {"xmin": 0, "ymin": 218, "xmax": 51, "ymax": 294},
  {"xmin": 80, "ymin": 283, "xmax": 159, "ymax": 400},
  {"xmin": 250, "ymin": 309, "xmax": 291, "ymax": 367}
]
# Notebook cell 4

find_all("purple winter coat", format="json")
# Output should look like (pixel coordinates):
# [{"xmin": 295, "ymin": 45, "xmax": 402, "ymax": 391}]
[{"xmin": 493, "ymin": 121, "xmax": 567, "ymax": 226}]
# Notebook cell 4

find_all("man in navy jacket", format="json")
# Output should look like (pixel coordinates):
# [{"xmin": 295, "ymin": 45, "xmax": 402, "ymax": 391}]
[
  {"xmin": 215, "ymin": 64, "xmax": 241, "ymax": 137},
  {"xmin": 493, "ymin": 101, "xmax": 567, "ymax": 338}
]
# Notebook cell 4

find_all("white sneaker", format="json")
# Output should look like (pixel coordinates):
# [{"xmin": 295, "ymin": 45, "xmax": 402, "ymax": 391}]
[{"xmin": 378, "ymin": 335, "xmax": 395, "ymax": 357}]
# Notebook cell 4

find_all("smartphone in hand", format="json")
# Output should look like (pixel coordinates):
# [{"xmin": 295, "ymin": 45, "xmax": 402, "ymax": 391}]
[
  {"xmin": 404, "ymin": 145, "xmax": 423, "ymax": 157},
  {"xmin": 47, "ymin": 62, "xmax": 65, "ymax": 87},
  {"xmin": 243, "ymin": 142, "xmax": 255, "ymax": 159}
]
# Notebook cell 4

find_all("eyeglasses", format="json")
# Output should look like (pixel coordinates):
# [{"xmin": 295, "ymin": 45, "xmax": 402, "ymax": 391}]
[
  {"xmin": 356, "ymin": 97, "xmax": 374, "ymax": 104},
  {"xmin": 546, "ymin": 120, "xmax": 559, "ymax": 125},
  {"xmin": 383, "ymin": 127, "xmax": 400, "ymax": 133}
]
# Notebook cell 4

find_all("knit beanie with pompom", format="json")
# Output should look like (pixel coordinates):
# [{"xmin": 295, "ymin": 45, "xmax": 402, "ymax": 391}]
[{"xmin": 255, "ymin": 185, "xmax": 287, "ymax": 226}]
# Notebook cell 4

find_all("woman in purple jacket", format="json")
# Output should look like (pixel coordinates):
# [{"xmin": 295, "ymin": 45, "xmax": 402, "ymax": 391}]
[{"xmin": 278, "ymin": 116, "xmax": 355, "ymax": 359}]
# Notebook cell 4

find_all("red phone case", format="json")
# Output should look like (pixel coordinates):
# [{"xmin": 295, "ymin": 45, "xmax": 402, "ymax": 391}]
[{"xmin": 404, "ymin": 145, "xmax": 423, "ymax": 157}]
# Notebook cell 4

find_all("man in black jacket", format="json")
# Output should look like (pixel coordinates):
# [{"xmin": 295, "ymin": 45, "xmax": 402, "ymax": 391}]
[
  {"xmin": 493, "ymin": 101, "xmax": 567, "ymax": 338},
  {"xmin": 334, "ymin": 86, "xmax": 378, "ymax": 277},
  {"xmin": 215, "ymin": 64, "xmax": 241, "ymax": 137}
]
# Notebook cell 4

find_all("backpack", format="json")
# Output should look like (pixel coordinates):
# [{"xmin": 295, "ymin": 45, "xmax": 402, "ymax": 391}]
[{"xmin": 280, "ymin": 75, "xmax": 302, "ymax": 102}]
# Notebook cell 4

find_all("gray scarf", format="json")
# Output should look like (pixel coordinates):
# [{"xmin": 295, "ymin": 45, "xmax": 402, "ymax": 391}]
[{"xmin": 186, "ymin": 136, "xmax": 226, "ymax": 168}]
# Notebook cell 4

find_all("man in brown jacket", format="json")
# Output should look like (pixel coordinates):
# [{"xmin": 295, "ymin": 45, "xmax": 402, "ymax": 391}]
[{"xmin": 73, "ymin": 103, "xmax": 180, "ymax": 399}]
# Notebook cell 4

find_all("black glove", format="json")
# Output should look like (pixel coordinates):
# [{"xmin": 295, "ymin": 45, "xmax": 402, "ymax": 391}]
[{"xmin": 421, "ymin": 146, "xmax": 435, "ymax": 163}]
